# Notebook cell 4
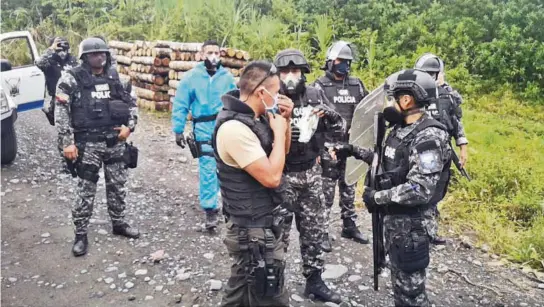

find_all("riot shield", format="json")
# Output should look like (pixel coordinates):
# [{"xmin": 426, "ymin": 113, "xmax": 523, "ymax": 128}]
[{"xmin": 344, "ymin": 84, "xmax": 385, "ymax": 185}]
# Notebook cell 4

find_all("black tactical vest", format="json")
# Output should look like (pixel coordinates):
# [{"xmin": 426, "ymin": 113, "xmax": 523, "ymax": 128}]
[
  {"xmin": 285, "ymin": 86, "xmax": 324, "ymax": 172},
  {"xmin": 426, "ymin": 86, "xmax": 456, "ymax": 137},
  {"xmin": 315, "ymin": 74, "xmax": 365, "ymax": 134},
  {"xmin": 379, "ymin": 117, "xmax": 450, "ymax": 208},
  {"xmin": 68, "ymin": 65, "xmax": 131, "ymax": 131},
  {"xmin": 212, "ymin": 92, "xmax": 277, "ymax": 223}
]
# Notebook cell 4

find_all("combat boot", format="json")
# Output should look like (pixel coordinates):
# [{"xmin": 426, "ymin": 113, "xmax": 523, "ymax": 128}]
[
  {"xmin": 321, "ymin": 233, "xmax": 332, "ymax": 253},
  {"xmin": 205, "ymin": 209, "xmax": 219, "ymax": 230},
  {"xmin": 341, "ymin": 218, "xmax": 370, "ymax": 244},
  {"xmin": 304, "ymin": 271, "xmax": 342, "ymax": 303},
  {"xmin": 72, "ymin": 234, "xmax": 88, "ymax": 257},
  {"xmin": 112, "ymin": 222, "xmax": 140, "ymax": 239}
]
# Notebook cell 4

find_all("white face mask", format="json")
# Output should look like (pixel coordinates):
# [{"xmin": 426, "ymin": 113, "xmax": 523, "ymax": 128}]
[
  {"xmin": 207, "ymin": 55, "xmax": 219, "ymax": 65},
  {"xmin": 261, "ymin": 88, "xmax": 279, "ymax": 114}
]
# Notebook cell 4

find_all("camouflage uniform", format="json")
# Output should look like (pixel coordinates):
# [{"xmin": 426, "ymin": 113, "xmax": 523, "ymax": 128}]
[
  {"xmin": 424, "ymin": 83, "xmax": 468, "ymax": 240},
  {"xmin": 55, "ymin": 69, "xmax": 137, "ymax": 235},
  {"xmin": 281, "ymin": 163, "xmax": 326, "ymax": 276},
  {"xmin": 373, "ymin": 114, "xmax": 452, "ymax": 307},
  {"xmin": 313, "ymin": 73, "xmax": 368, "ymax": 236}
]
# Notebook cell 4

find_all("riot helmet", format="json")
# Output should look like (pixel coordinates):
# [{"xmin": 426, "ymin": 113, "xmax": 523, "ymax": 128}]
[
  {"xmin": 324, "ymin": 41, "xmax": 354, "ymax": 77},
  {"xmin": 78, "ymin": 37, "xmax": 111, "ymax": 69},
  {"xmin": 384, "ymin": 69, "xmax": 438, "ymax": 106},
  {"xmin": 274, "ymin": 49, "xmax": 309, "ymax": 95},
  {"xmin": 414, "ymin": 53, "xmax": 445, "ymax": 81}
]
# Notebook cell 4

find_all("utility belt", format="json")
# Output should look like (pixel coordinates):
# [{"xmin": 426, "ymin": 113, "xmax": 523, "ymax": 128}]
[
  {"xmin": 321, "ymin": 154, "xmax": 344, "ymax": 179},
  {"xmin": 186, "ymin": 132, "xmax": 213, "ymax": 158},
  {"xmin": 382, "ymin": 204, "xmax": 430, "ymax": 216},
  {"xmin": 238, "ymin": 226, "xmax": 284, "ymax": 298},
  {"xmin": 284, "ymin": 159, "xmax": 315, "ymax": 173},
  {"xmin": 74, "ymin": 129, "xmax": 120, "ymax": 147}
]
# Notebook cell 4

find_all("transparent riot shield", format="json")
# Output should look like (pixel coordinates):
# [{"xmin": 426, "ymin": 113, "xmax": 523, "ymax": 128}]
[{"xmin": 344, "ymin": 84, "xmax": 385, "ymax": 185}]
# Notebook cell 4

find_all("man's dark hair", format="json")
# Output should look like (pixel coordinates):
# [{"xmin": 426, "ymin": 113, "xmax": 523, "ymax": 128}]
[
  {"xmin": 202, "ymin": 40, "xmax": 219, "ymax": 49},
  {"xmin": 239, "ymin": 60, "xmax": 275, "ymax": 96}
]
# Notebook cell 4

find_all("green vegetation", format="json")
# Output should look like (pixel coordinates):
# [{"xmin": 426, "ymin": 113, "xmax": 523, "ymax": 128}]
[{"xmin": 2, "ymin": 0, "xmax": 542, "ymax": 267}]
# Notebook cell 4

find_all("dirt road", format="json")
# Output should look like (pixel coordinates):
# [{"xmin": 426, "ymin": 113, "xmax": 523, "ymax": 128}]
[{"xmin": 2, "ymin": 110, "xmax": 543, "ymax": 307}]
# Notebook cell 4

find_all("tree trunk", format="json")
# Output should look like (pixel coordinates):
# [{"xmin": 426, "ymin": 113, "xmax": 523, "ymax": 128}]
[
  {"xmin": 132, "ymin": 56, "xmax": 156, "ymax": 65},
  {"xmin": 220, "ymin": 57, "xmax": 245, "ymax": 68},
  {"xmin": 168, "ymin": 88, "xmax": 176, "ymax": 96},
  {"xmin": 148, "ymin": 66, "xmax": 170, "ymax": 75},
  {"xmin": 220, "ymin": 49, "xmax": 227, "ymax": 57},
  {"xmin": 170, "ymin": 42, "xmax": 203, "ymax": 52},
  {"xmin": 108, "ymin": 41, "xmax": 134, "ymax": 51},
  {"xmin": 169, "ymin": 70, "xmax": 176, "ymax": 80},
  {"xmin": 161, "ymin": 57, "xmax": 170, "ymax": 67},
  {"xmin": 194, "ymin": 53, "xmax": 202, "ymax": 62},
  {"xmin": 169, "ymin": 61, "xmax": 198, "ymax": 71},
  {"xmin": 226, "ymin": 48, "xmax": 236, "ymax": 58},
  {"xmin": 151, "ymin": 48, "xmax": 172, "ymax": 57},
  {"xmin": 132, "ymin": 73, "xmax": 165, "ymax": 85},
  {"xmin": 115, "ymin": 55, "xmax": 132, "ymax": 65},
  {"xmin": 134, "ymin": 86, "xmax": 169, "ymax": 101},
  {"xmin": 155, "ymin": 100, "xmax": 170, "ymax": 112},
  {"xmin": 169, "ymin": 80, "xmax": 180, "ymax": 89}
]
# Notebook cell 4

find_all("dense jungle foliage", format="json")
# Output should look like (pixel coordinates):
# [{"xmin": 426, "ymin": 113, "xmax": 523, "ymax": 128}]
[{"xmin": 2, "ymin": 0, "xmax": 543, "ymax": 269}]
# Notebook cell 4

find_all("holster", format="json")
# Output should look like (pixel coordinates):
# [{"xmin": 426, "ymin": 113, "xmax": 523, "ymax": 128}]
[
  {"xmin": 186, "ymin": 133, "xmax": 199, "ymax": 159},
  {"xmin": 105, "ymin": 132, "xmax": 119, "ymax": 148},
  {"xmin": 321, "ymin": 155, "xmax": 341, "ymax": 179},
  {"xmin": 241, "ymin": 227, "xmax": 283, "ymax": 298},
  {"xmin": 389, "ymin": 218, "xmax": 430, "ymax": 273},
  {"xmin": 123, "ymin": 142, "xmax": 139, "ymax": 169},
  {"xmin": 42, "ymin": 100, "xmax": 55, "ymax": 126}
]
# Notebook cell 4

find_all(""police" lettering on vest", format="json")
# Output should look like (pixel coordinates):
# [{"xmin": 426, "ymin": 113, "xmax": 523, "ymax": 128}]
[
  {"xmin": 91, "ymin": 84, "xmax": 111, "ymax": 99},
  {"xmin": 333, "ymin": 96, "xmax": 356, "ymax": 104},
  {"xmin": 426, "ymin": 103, "xmax": 439, "ymax": 117}
]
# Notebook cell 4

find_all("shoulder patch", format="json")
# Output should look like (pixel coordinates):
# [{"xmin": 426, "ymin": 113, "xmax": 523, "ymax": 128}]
[{"xmin": 415, "ymin": 140, "xmax": 443, "ymax": 174}]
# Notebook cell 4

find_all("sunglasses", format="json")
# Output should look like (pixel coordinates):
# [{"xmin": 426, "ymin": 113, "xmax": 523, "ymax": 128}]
[{"xmin": 249, "ymin": 64, "xmax": 278, "ymax": 95}]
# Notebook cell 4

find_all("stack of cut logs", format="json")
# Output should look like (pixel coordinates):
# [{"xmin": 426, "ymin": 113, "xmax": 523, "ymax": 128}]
[
  {"xmin": 108, "ymin": 41, "xmax": 134, "ymax": 88},
  {"xmin": 108, "ymin": 40, "xmax": 250, "ymax": 112}
]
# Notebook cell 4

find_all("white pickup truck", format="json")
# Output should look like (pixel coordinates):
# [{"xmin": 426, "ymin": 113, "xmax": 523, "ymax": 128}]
[{"xmin": 1, "ymin": 31, "xmax": 46, "ymax": 164}]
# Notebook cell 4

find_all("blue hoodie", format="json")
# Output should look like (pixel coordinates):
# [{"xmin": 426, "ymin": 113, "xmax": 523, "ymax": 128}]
[{"xmin": 171, "ymin": 62, "xmax": 236, "ymax": 141}]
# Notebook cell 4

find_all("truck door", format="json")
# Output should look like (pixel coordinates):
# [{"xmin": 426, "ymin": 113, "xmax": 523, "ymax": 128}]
[{"xmin": 0, "ymin": 31, "xmax": 46, "ymax": 112}]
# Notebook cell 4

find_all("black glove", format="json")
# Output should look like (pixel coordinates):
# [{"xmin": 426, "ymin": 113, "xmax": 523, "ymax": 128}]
[
  {"xmin": 175, "ymin": 133, "xmax": 186, "ymax": 148},
  {"xmin": 333, "ymin": 143, "xmax": 354, "ymax": 158},
  {"xmin": 363, "ymin": 187, "xmax": 378, "ymax": 213},
  {"xmin": 291, "ymin": 126, "xmax": 301, "ymax": 140},
  {"xmin": 314, "ymin": 104, "xmax": 341, "ymax": 121}
]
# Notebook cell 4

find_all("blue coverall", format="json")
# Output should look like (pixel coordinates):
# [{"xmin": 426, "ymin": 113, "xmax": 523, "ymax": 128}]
[{"xmin": 172, "ymin": 62, "xmax": 236, "ymax": 210}]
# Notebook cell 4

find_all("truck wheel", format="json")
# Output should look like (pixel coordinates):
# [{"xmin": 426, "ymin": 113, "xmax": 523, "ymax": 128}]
[{"xmin": 1, "ymin": 121, "xmax": 17, "ymax": 165}]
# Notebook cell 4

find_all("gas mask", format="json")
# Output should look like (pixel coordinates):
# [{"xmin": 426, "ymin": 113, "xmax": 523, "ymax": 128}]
[
  {"xmin": 204, "ymin": 55, "xmax": 221, "ymax": 70},
  {"xmin": 280, "ymin": 73, "xmax": 304, "ymax": 95},
  {"xmin": 58, "ymin": 50, "xmax": 68, "ymax": 60}
]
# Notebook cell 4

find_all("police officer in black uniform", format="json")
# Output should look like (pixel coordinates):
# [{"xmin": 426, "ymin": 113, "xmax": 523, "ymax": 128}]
[
  {"xmin": 274, "ymin": 49, "xmax": 344, "ymax": 303},
  {"xmin": 414, "ymin": 53, "xmax": 469, "ymax": 244},
  {"xmin": 36, "ymin": 37, "xmax": 79, "ymax": 126},
  {"xmin": 313, "ymin": 41, "xmax": 370, "ymax": 251},
  {"xmin": 55, "ymin": 37, "xmax": 139, "ymax": 256}
]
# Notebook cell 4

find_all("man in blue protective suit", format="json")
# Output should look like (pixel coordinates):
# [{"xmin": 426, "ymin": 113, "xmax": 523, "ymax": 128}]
[{"xmin": 172, "ymin": 40, "xmax": 237, "ymax": 231}]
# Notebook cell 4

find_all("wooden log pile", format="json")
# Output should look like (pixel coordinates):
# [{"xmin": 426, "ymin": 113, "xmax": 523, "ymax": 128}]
[{"xmin": 109, "ymin": 40, "xmax": 250, "ymax": 113}]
